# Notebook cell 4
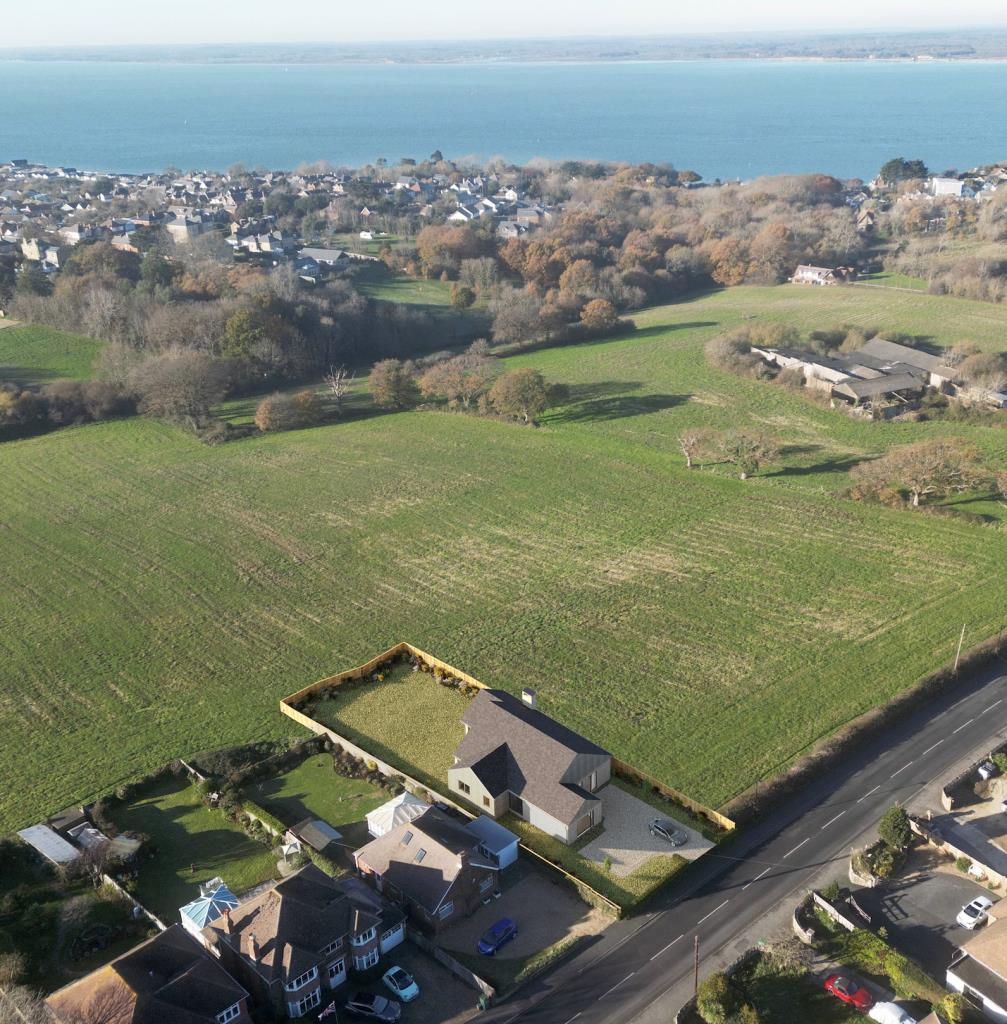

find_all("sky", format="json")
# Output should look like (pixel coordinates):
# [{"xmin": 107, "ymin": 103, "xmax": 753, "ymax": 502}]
[{"xmin": 3, "ymin": 0, "xmax": 1007, "ymax": 48}]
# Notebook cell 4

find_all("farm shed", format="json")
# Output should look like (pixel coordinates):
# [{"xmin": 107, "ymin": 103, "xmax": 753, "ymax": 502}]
[{"xmin": 16, "ymin": 823, "xmax": 80, "ymax": 865}]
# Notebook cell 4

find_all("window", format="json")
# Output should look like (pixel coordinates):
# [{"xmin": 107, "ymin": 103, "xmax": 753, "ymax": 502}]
[
  {"xmin": 217, "ymin": 1004, "xmax": 241, "ymax": 1024},
  {"xmin": 413, "ymin": 849, "xmax": 426, "ymax": 863},
  {"xmin": 287, "ymin": 988, "xmax": 321, "ymax": 1018},
  {"xmin": 400, "ymin": 830, "xmax": 413, "ymax": 846},
  {"xmin": 479, "ymin": 876, "xmax": 494, "ymax": 893},
  {"xmin": 353, "ymin": 948, "xmax": 379, "ymax": 971},
  {"xmin": 327, "ymin": 958, "xmax": 346, "ymax": 984},
  {"xmin": 457, "ymin": 781, "xmax": 471, "ymax": 795},
  {"xmin": 438, "ymin": 901, "xmax": 454, "ymax": 920},
  {"xmin": 508, "ymin": 793, "xmax": 525, "ymax": 817},
  {"xmin": 320, "ymin": 937, "xmax": 343, "ymax": 956},
  {"xmin": 284, "ymin": 966, "xmax": 318, "ymax": 992},
  {"xmin": 350, "ymin": 927, "xmax": 376, "ymax": 947},
  {"xmin": 482, "ymin": 796, "xmax": 491, "ymax": 808}
]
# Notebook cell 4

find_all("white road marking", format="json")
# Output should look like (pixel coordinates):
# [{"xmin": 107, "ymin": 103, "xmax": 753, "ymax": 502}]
[
  {"xmin": 601, "ymin": 973, "xmax": 635, "ymax": 999},
  {"xmin": 921, "ymin": 739, "xmax": 944, "ymax": 756},
  {"xmin": 892, "ymin": 761, "xmax": 913, "ymax": 777},
  {"xmin": 953, "ymin": 718, "xmax": 975, "ymax": 734},
  {"xmin": 821, "ymin": 811, "xmax": 846, "ymax": 829},
  {"xmin": 856, "ymin": 785, "xmax": 881, "ymax": 803},
  {"xmin": 562, "ymin": 1014, "xmax": 581, "ymax": 1024},
  {"xmin": 783, "ymin": 838, "xmax": 810, "ymax": 859},
  {"xmin": 985, "ymin": 699, "xmax": 1003, "ymax": 713},
  {"xmin": 741, "ymin": 867, "xmax": 773, "ymax": 891},
  {"xmin": 697, "ymin": 900, "xmax": 730, "ymax": 925},
  {"xmin": 650, "ymin": 935, "xmax": 683, "ymax": 960}
]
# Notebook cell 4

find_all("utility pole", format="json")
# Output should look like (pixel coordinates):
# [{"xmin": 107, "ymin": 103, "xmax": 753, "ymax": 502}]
[
  {"xmin": 693, "ymin": 934, "xmax": 700, "ymax": 996},
  {"xmin": 954, "ymin": 623, "xmax": 967, "ymax": 675}
]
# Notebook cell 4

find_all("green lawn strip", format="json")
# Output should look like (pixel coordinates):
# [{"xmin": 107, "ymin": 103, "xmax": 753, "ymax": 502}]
[
  {"xmin": 448, "ymin": 937, "xmax": 581, "ymax": 994},
  {"xmin": 304, "ymin": 663, "xmax": 470, "ymax": 795},
  {"xmin": 111, "ymin": 777, "xmax": 278, "ymax": 921},
  {"xmin": 0, "ymin": 324, "xmax": 103, "ymax": 383},
  {"xmin": 730, "ymin": 954, "xmax": 864, "ymax": 1024},
  {"xmin": 245, "ymin": 753, "xmax": 388, "ymax": 831},
  {"xmin": 858, "ymin": 272, "xmax": 929, "ymax": 291},
  {"xmin": 501, "ymin": 813, "xmax": 687, "ymax": 910}
]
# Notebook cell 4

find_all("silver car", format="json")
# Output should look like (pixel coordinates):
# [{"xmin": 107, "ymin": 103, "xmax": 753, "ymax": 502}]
[{"xmin": 649, "ymin": 818, "xmax": 687, "ymax": 846}]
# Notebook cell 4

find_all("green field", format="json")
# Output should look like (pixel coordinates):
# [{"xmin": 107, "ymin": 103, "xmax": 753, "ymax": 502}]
[
  {"xmin": 3, "ymin": 284, "xmax": 1007, "ymax": 834},
  {"xmin": 0, "ymin": 323, "xmax": 104, "ymax": 383},
  {"xmin": 111, "ymin": 777, "xmax": 278, "ymax": 919}
]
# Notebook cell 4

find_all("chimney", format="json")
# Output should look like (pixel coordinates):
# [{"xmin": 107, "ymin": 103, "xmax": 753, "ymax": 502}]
[
  {"xmin": 521, "ymin": 688, "xmax": 537, "ymax": 709},
  {"xmin": 457, "ymin": 848, "xmax": 470, "ymax": 871},
  {"xmin": 247, "ymin": 933, "xmax": 259, "ymax": 963},
  {"xmin": 222, "ymin": 908, "xmax": 234, "ymax": 935}
]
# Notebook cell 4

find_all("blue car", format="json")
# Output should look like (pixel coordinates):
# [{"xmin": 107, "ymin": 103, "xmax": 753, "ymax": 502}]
[{"xmin": 477, "ymin": 918, "xmax": 517, "ymax": 955}]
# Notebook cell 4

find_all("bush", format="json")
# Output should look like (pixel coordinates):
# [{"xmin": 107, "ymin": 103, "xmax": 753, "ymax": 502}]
[
  {"xmin": 821, "ymin": 880, "xmax": 841, "ymax": 902},
  {"xmin": 255, "ymin": 389, "xmax": 324, "ymax": 432},
  {"xmin": 696, "ymin": 971, "xmax": 738, "ymax": 1024},
  {"xmin": 878, "ymin": 804, "xmax": 912, "ymax": 851},
  {"xmin": 956, "ymin": 855, "xmax": 973, "ymax": 873}
]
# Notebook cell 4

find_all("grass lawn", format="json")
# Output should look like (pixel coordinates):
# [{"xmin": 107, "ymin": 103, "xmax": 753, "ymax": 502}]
[
  {"xmin": 245, "ymin": 753, "xmax": 388, "ymax": 842},
  {"xmin": 3, "ymin": 284, "xmax": 1007, "ymax": 835},
  {"xmin": 858, "ymin": 272, "xmax": 929, "ymax": 291},
  {"xmin": 354, "ymin": 265, "xmax": 456, "ymax": 307},
  {"xmin": 111, "ymin": 777, "xmax": 278, "ymax": 920},
  {"xmin": 0, "ymin": 323, "xmax": 104, "ymax": 383},
  {"xmin": 304, "ymin": 663, "xmax": 469, "ymax": 794}
]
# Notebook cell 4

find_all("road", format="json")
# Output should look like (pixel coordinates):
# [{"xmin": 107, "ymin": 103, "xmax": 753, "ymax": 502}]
[{"xmin": 484, "ymin": 660, "xmax": 1007, "ymax": 1024}]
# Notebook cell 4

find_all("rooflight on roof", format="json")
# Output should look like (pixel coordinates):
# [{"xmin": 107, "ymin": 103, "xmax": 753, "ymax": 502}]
[
  {"xmin": 414, "ymin": 849, "xmax": 426, "ymax": 863},
  {"xmin": 401, "ymin": 831, "xmax": 413, "ymax": 845}
]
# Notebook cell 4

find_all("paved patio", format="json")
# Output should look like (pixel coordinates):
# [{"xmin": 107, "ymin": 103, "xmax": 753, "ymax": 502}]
[{"xmin": 579, "ymin": 784, "xmax": 714, "ymax": 878}]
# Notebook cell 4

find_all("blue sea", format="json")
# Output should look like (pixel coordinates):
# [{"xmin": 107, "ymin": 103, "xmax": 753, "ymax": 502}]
[{"xmin": 1, "ymin": 59, "xmax": 1006, "ymax": 179}]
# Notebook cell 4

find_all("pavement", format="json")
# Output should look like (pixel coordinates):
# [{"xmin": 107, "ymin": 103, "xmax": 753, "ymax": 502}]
[
  {"xmin": 578, "ymin": 785, "xmax": 713, "ymax": 877},
  {"xmin": 472, "ymin": 658, "xmax": 1007, "ymax": 1024}
]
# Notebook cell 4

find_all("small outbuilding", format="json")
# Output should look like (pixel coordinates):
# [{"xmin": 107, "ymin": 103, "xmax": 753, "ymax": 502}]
[
  {"xmin": 465, "ymin": 815, "xmax": 520, "ymax": 869},
  {"xmin": 286, "ymin": 818, "xmax": 342, "ymax": 856},
  {"xmin": 16, "ymin": 824, "xmax": 80, "ymax": 865},
  {"xmin": 365, "ymin": 792, "xmax": 429, "ymax": 838}
]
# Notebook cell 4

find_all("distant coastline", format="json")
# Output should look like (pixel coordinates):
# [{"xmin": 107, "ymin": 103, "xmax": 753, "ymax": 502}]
[{"xmin": 3, "ymin": 30, "xmax": 1007, "ymax": 65}]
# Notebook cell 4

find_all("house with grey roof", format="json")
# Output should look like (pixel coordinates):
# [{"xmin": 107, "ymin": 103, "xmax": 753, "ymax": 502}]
[
  {"xmin": 202, "ymin": 863, "xmax": 394, "ymax": 1019},
  {"xmin": 353, "ymin": 807, "xmax": 498, "ymax": 933},
  {"xmin": 448, "ymin": 688, "xmax": 611, "ymax": 844}
]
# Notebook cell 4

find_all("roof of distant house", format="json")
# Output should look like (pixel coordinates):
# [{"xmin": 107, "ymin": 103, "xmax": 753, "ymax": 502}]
[
  {"xmin": 47, "ymin": 924, "xmax": 248, "ymax": 1024},
  {"xmin": 354, "ymin": 807, "xmax": 496, "ymax": 915}
]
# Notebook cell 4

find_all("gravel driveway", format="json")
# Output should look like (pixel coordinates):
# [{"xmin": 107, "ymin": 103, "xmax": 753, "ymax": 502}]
[{"xmin": 579, "ymin": 784, "xmax": 714, "ymax": 877}]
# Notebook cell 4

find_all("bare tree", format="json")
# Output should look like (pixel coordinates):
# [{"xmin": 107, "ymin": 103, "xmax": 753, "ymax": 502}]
[
  {"xmin": 0, "ymin": 984, "xmax": 50, "ymax": 1024},
  {"xmin": 127, "ymin": 349, "xmax": 229, "ymax": 433},
  {"xmin": 323, "ymin": 365, "xmax": 355, "ymax": 416},
  {"xmin": 677, "ymin": 428, "xmax": 714, "ymax": 469},
  {"xmin": 850, "ymin": 439, "xmax": 987, "ymax": 508}
]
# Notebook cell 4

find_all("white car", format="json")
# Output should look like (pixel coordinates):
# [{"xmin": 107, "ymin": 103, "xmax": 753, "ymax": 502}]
[
  {"xmin": 869, "ymin": 1001, "xmax": 918, "ymax": 1024},
  {"xmin": 957, "ymin": 895, "xmax": 994, "ymax": 930}
]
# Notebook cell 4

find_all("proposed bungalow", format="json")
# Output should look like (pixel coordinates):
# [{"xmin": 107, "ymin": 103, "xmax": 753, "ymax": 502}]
[{"xmin": 448, "ymin": 688, "xmax": 612, "ymax": 844}]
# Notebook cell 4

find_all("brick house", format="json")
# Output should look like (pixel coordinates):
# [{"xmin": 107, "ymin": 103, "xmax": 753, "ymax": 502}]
[
  {"xmin": 47, "ymin": 924, "xmax": 251, "ymax": 1024},
  {"xmin": 201, "ymin": 864, "xmax": 398, "ymax": 1020},
  {"xmin": 448, "ymin": 688, "xmax": 611, "ymax": 844},
  {"xmin": 353, "ymin": 807, "xmax": 498, "ymax": 933}
]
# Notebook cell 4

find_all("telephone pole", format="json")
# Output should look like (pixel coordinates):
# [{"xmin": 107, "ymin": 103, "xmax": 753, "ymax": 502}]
[{"xmin": 693, "ymin": 934, "xmax": 700, "ymax": 996}]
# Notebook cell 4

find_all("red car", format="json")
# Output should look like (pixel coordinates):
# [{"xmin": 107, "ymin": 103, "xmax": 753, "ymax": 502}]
[{"xmin": 824, "ymin": 973, "xmax": 874, "ymax": 1011}]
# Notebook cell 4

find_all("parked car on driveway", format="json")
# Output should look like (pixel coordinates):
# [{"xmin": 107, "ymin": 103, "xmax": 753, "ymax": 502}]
[
  {"xmin": 824, "ymin": 973, "xmax": 874, "ymax": 1011},
  {"xmin": 382, "ymin": 966, "xmax": 419, "ymax": 1002},
  {"xmin": 869, "ymin": 1002, "xmax": 917, "ymax": 1024},
  {"xmin": 478, "ymin": 917, "xmax": 517, "ymax": 955},
  {"xmin": 957, "ymin": 896, "xmax": 994, "ymax": 930},
  {"xmin": 344, "ymin": 992, "xmax": 402, "ymax": 1022},
  {"xmin": 649, "ymin": 818, "xmax": 687, "ymax": 846}
]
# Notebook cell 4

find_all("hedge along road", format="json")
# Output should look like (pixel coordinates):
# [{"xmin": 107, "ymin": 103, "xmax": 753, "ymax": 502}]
[{"xmin": 480, "ymin": 655, "xmax": 1007, "ymax": 1024}]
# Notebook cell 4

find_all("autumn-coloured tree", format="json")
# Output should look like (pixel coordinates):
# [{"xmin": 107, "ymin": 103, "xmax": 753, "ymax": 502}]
[
  {"xmin": 254, "ymin": 389, "xmax": 323, "ymax": 432},
  {"xmin": 850, "ymin": 438, "xmax": 986, "ymax": 508},
  {"xmin": 368, "ymin": 359, "xmax": 418, "ymax": 410},
  {"xmin": 488, "ymin": 368, "xmax": 550, "ymax": 424},
  {"xmin": 419, "ymin": 352, "xmax": 498, "ymax": 409},
  {"xmin": 579, "ymin": 298, "xmax": 619, "ymax": 333},
  {"xmin": 127, "ymin": 350, "xmax": 229, "ymax": 433},
  {"xmin": 491, "ymin": 288, "xmax": 543, "ymax": 346}
]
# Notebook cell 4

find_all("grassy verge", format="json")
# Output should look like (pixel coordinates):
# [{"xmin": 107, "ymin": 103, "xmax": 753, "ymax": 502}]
[
  {"xmin": 501, "ymin": 813, "xmax": 687, "ymax": 912},
  {"xmin": 0, "ymin": 324, "xmax": 103, "ymax": 383},
  {"xmin": 449, "ymin": 936, "xmax": 582, "ymax": 994},
  {"xmin": 111, "ymin": 777, "xmax": 278, "ymax": 920}
]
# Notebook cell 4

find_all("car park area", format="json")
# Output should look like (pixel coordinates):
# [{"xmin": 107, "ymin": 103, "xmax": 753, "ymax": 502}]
[
  {"xmin": 578, "ymin": 782, "xmax": 714, "ymax": 876},
  {"xmin": 855, "ymin": 845, "xmax": 1000, "ymax": 977}
]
